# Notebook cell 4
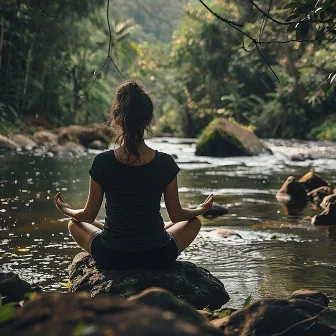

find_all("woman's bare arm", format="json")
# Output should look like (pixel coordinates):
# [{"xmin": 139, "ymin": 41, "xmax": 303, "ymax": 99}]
[
  {"xmin": 164, "ymin": 177, "xmax": 214, "ymax": 223},
  {"xmin": 54, "ymin": 177, "xmax": 104, "ymax": 223}
]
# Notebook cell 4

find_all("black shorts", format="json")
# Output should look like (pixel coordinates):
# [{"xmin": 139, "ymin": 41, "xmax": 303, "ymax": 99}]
[{"xmin": 89, "ymin": 232, "xmax": 180, "ymax": 270}]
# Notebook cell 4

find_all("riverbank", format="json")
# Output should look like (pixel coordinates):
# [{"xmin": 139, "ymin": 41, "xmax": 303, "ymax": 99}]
[{"xmin": 1, "ymin": 269, "xmax": 335, "ymax": 335}]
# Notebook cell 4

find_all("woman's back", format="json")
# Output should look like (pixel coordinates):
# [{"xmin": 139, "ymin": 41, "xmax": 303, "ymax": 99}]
[{"xmin": 89, "ymin": 149, "xmax": 179, "ymax": 252}]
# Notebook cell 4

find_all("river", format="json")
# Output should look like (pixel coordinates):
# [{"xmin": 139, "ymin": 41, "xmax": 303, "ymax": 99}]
[{"xmin": 1, "ymin": 138, "xmax": 336, "ymax": 308}]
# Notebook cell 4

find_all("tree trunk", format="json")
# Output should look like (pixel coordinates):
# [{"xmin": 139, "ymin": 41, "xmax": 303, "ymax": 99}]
[{"xmin": 283, "ymin": 44, "xmax": 308, "ymax": 105}]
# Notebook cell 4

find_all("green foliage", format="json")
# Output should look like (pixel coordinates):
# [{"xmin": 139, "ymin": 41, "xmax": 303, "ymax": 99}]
[
  {"xmin": 133, "ymin": 0, "xmax": 336, "ymax": 138},
  {"xmin": 310, "ymin": 118, "xmax": 336, "ymax": 140},
  {"xmin": 0, "ymin": 0, "xmax": 138, "ymax": 129},
  {"xmin": 0, "ymin": 297, "xmax": 17, "ymax": 323}
]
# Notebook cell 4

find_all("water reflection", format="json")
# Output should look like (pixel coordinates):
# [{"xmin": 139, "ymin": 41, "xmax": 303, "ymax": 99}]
[{"xmin": 1, "ymin": 139, "xmax": 336, "ymax": 308}]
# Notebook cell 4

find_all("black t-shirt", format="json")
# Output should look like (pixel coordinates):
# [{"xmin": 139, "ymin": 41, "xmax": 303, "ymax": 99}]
[{"xmin": 89, "ymin": 150, "xmax": 180, "ymax": 252}]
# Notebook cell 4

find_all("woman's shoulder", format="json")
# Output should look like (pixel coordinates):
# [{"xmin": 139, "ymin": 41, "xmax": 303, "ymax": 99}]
[
  {"xmin": 156, "ymin": 151, "xmax": 177, "ymax": 162},
  {"xmin": 92, "ymin": 149, "xmax": 114, "ymax": 166}
]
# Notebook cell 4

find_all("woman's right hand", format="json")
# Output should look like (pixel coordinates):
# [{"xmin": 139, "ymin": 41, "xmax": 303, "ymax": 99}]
[{"xmin": 196, "ymin": 194, "xmax": 214, "ymax": 214}]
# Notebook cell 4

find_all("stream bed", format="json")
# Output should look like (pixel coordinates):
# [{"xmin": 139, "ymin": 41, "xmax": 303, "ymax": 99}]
[{"xmin": 1, "ymin": 138, "xmax": 336, "ymax": 308}]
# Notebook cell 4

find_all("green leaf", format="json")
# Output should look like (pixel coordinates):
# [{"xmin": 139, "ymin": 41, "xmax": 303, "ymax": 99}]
[
  {"xmin": 243, "ymin": 295, "xmax": 252, "ymax": 308},
  {"xmin": 283, "ymin": 3, "xmax": 299, "ymax": 9},
  {"xmin": 59, "ymin": 282, "xmax": 69, "ymax": 288},
  {"xmin": 0, "ymin": 303, "xmax": 17, "ymax": 323},
  {"xmin": 23, "ymin": 292, "xmax": 37, "ymax": 301}
]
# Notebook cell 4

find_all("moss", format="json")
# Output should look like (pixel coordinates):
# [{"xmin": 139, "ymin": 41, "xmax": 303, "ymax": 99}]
[
  {"xmin": 196, "ymin": 119, "xmax": 250, "ymax": 157},
  {"xmin": 310, "ymin": 118, "xmax": 336, "ymax": 141}
]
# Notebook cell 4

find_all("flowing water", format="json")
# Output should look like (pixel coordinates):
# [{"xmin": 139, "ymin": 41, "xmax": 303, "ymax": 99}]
[{"xmin": 1, "ymin": 138, "xmax": 336, "ymax": 308}]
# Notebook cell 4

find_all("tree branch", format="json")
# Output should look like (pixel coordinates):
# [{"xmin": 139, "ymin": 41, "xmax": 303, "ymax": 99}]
[
  {"xmin": 197, "ymin": 0, "xmax": 244, "ymax": 28},
  {"xmin": 248, "ymin": 0, "xmax": 334, "ymax": 26}
]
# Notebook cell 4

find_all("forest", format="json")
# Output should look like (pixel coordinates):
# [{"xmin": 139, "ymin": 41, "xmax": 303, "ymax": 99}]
[{"xmin": 1, "ymin": 0, "xmax": 335, "ymax": 140}]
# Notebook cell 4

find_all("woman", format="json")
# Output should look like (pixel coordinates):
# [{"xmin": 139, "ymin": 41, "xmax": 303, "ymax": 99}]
[{"xmin": 54, "ymin": 80, "xmax": 214, "ymax": 269}]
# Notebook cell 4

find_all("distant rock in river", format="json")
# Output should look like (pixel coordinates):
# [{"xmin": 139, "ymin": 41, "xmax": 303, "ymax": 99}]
[{"xmin": 195, "ymin": 118, "xmax": 271, "ymax": 157}]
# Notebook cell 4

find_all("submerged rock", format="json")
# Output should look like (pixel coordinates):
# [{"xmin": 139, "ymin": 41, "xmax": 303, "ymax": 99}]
[
  {"xmin": 289, "ymin": 153, "xmax": 314, "ymax": 161},
  {"xmin": 0, "ymin": 135, "xmax": 18, "ymax": 151},
  {"xmin": 276, "ymin": 176, "xmax": 308, "ymax": 207},
  {"xmin": 298, "ymin": 171, "xmax": 329, "ymax": 192},
  {"xmin": 68, "ymin": 252, "xmax": 230, "ymax": 310},
  {"xmin": 0, "ymin": 289, "xmax": 222, "ymax": 336},
  {"xmin": 195, "ymin": 118, "xmax": 270, "ymax": 157},
  {"xmin": 221, "ymin": 296, "xmax": 336, "ymax": 335},
  {"xmin": 211, "ymin": 229, "xmax": 242, "ymax": 239},
  {"xmin": 203, "ymin": 203, "xmax": 229, "ymax": 218},
  {"xmin": 0, "ymin": 272, "xmax": 40, "ymax": 304}
]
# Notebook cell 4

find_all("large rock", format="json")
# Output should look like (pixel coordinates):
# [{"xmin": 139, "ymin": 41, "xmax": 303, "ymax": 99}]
[
  {"xmin": 0, "ymin": 272, "xmax": 40, "ymax": 304},
  {"xmin": 298, "ymin": 171, "xmax": 329, "ymax": 192},
  {"xmin": 276, "ymin": 176, "xmax": 308, "ymax": 207},
  {"xmin": 221, "ymin": 297, "xmax": 336, "ymax": 335},
  {"xmin": 10, "ymin": 134, "xmax": 37, "ymax": 149},
  {"xmin": 54, "ymin": 124, "xmax": 111, "ymax": 147},
  {"xmin": 290, "ymin": 289, "xmax": 329, "ymax": 307},
  {"xmin": 0, "ymin": 289, "xmax": 222, "ymax": 336},
  {"xmin": 195, "ymin": 118, "xmax": 270, "ymax": 157},
  {"xmin": 32, "ymin": 130, "xmax": 58, "ymax": 146},
  {"xmin": 69, "ymin": 252, "xmax": 229, "ymax": 310},
  {"xmin": 0, "ymin": 135, "xmax": 18, "ymax": 151},
  {"xmin": 312, "ymin": 202, "xmax": 336, "ymax": 225}
]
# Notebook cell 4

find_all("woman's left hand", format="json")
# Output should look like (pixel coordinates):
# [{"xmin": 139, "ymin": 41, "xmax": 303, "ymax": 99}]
[{"xmin": 54, "ymin": 192, "xmax": 72, "ymax": 216}]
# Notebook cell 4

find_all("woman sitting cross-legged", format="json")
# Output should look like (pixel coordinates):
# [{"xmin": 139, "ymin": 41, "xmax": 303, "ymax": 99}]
[{"xmin": 54, "ymin": 80, "xmax": 214, "ymax": 270}]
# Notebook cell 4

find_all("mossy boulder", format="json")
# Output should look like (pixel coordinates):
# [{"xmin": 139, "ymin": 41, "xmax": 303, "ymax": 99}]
[{"xmin": 196, "ymin": 118, "xmax": 270, "ymax": 157}]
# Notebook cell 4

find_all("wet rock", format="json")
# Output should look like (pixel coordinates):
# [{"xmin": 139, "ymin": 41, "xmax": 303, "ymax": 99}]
[
  {"xmin": 196, "ymin": 118, "xmax": 270, "ymax": 157},
  {"xmin": 54, "ymin": 124, "xmax": 111, "ymax": 148},
  {"xmin": 312, "ymin": 202, "xmax": 336, "ymax": 225},
  {"xmin": 298, "ymin": 171, "xmax": 329, "ymax": 192},
  {"xmin": 10, "ymin": 134, "xmax": 37, "ymax": 149},
  {"xmin": 32, "ymin": 130, "xmax": 58, "ymax": 146},
  {"xmin": 0, "ymin": 272, "xmax": 40, "ymax": 304},
  {"xmin": 308, "ymin": 186, "xmax": 334, "ymax": 208},
  {"xmin": 0, "ymin": 135, "xmax": 18, "ymax": 151},
  {"xmin": 172, "ymin": 154, "xmax": 178, "ymax": 159},
  {"xmin": 68, "ymin": 252, "xmax": 230, "ymax": 310},
  {"xmin": 222, "ymin": 298, "xmax": 336, "ymax": 336},
  {"xmin": 321, "ymin": 193, "xmax": 336, "ymax": 210},
  {"xmin": 49, "ymin": 142, "xmax": 85, "ymax": 157},
  {"xmin": 63, "ymin": 141, "xmax": 85, "ymax": 154},
  {"xmin": 211, "ymin": 229, "xmax": 242, "ymax": 239},
  {"xmin": 87, "ymin": 139, "xmax": 108, "ymax": 150},
  {"xmin": 289, "ymin": 153, "xmax": 314, "ymax": 161},
  {"xmin": 0, "ymin": 291, "xmax": 222, "ymax": 336},
  {"xmin": 276, "ymin": 176, "xmax": 308, "ymax": 207},
  {"xmin": 290, "ymin": 289, "xmax": 329, "ymax": 307},
  {"xmin": 128, "ymin": 288, "xmax": 209, "ymax": 327},
  {"xmin": 203, "ymin": 203, "xmax": 229, "ymax": 218}
]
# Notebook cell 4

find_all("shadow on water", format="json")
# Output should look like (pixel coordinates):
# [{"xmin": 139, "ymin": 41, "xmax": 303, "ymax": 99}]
[{"xmin": 1, "ymin": 138, "xmax": 336, "ymax": 308}]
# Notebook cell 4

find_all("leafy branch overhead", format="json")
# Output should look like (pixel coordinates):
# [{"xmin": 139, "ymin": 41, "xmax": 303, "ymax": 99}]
[{"xmin": 198, "ymin": 0, "xmax": 336, "ymax": 89}]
